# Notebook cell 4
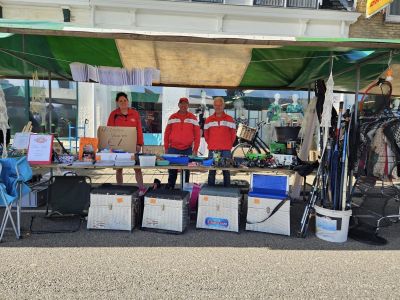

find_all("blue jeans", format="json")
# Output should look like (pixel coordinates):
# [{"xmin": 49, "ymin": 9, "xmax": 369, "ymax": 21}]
[
  {"xmin": 167, "ymin": 147, "xmax": 192, "ymax": 188},
  {"xmin": 208, "ymin": 150, "xmax": 231, "ymax": 187}
]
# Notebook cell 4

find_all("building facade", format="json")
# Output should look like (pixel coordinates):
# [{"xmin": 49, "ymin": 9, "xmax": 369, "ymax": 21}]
[{"xmin": 349, "ymin": 0, "xmax": 400, "ymax": 39}]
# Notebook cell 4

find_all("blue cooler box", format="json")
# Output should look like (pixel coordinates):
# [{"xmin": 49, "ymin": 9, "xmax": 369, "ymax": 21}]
[{"xmin": 246, "ymin": 174, "xmax": 290, "ymax": 236}]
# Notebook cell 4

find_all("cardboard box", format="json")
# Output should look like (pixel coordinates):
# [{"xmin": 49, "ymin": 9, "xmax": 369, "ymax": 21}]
[
  {"xmin": 142, "ymin": 145, "xmax": 164, "ymax": 156},
  {"xmin": 97, "ymin": 126, "xmax": 137, "ymax": 153},
  {"xmin": 246, "ymin": 196, "xmax": 290, "ymax": 236}
]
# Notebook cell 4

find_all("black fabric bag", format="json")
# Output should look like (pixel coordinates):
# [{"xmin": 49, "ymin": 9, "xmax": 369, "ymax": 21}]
[{"xmin": 47, "ymin": 173, "xmax": 92, "ymax": 217}]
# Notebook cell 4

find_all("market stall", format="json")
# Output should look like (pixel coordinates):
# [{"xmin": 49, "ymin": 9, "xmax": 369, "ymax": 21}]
[{"xmin": 1, "ymin": 19, "xmax": 400, "ymax": 244}]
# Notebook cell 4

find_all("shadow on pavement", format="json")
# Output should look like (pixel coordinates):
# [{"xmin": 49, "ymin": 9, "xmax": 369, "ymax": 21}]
[{"xmin": 1, "ymin": 202, "xmax": 399, "ymax": 250}]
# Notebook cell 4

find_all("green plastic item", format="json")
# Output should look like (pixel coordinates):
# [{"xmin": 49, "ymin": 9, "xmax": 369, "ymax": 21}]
[
  {"xmin": 245, "ymin": 153, "xmax": 268, "ymax": 160},
  {"xmin": 156, "ymin": 160, "xmax": 170, "ymax": 166},
  {"xmin": 270, "ymin": 142, "xmax": 287, "ymax": 154}
]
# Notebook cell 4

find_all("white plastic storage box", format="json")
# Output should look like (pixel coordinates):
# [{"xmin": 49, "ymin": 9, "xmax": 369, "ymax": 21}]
[
  {"xmin": 0, "ymin": 185, "xmax": 48, "ymax": 207},
  {"xmin": 87, "ymin": 184, "xmax": 139, "ymax": 231},
  {"xmin": 246, "ymin": 174, "xmax": 290, "ymax": 236},
  {"xmin": 95, "ymin": 153, "xmax": 117, "ymax": 161},
  {"xmin": 197, "ymin": 185, "xmax": 241, "ymax": 232},
  {"xmin": 21, "ymin": 185, "xmax": 48, "ymax": 208},
  {"xmin": 142, "ymin": 189, "xmax": 190, "ymax": 233},
  {"xmin": 0, "ymin": 184, "xmax": 48, "ymax": 208},
  {"xmin": 246, "ymin": 193, "xmax": 290, "ymax": 236},
  {"xmin": 272, "ymin": 154, "xmax": 297, "ymax": 167},
  {"xmin": 139, "ymin": 155, "xmax": 156, "ymax": 167}
]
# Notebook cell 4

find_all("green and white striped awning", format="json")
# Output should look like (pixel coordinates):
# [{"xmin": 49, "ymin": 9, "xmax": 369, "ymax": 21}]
[{"xmin": 0, "ymin": 19, "xmax": 399, "ymax": 94}]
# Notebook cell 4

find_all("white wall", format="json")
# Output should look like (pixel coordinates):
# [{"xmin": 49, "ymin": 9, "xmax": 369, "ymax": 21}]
[
  {"xmin": 161, "ymin": 87, "xmax": 189, "ymax": 140},
  {"xmin": 77, "ymin": 82, "xmax": 95, "ymax": 137},
  {"xmin": 2, "ymin": 0, "xmax": 360, "ymax": 38}
]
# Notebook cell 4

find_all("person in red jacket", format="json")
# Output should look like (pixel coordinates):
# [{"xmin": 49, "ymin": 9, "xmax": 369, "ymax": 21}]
[
  {"xmin": 164, "ymin": 97, "xmax": 200, "ymax": 189},
  {"xmin": 107, "ymin": 92, "xmax": 146, "ymax": 194},
  {"xmin": 204, "ymin": 97, "xmax": 236, "ymax": 186}
]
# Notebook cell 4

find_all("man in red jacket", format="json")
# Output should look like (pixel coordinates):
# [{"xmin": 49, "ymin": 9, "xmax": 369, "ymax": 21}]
[
  {"xmin": 164, "ymin": 97, "xmax": 200, "ymax": 189},
  {"xmin": 204, "ymin": 97, "xmax": 236, "ymax": 186}
]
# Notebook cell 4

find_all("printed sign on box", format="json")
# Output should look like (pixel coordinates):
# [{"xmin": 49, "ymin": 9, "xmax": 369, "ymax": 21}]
[{"xmin": 97, "ymin": 126, "xmax": 137, "ymax": 153}]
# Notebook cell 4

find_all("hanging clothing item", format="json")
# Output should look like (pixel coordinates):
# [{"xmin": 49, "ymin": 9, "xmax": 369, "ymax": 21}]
[
  {"xmin": 383, "ymin": 119, "xmax": 400, "ymax": 162},
  {"xmin": 0, "ymin": 88, "xmax": 9, "ymax": 158},
  {"xmin": 367, "ymin": 125, "xmax": 397, "ymax": 179},
  {"xmin": 355, "ymin": 119, "xmax": 384, "ymax": 176},
  {"xmin": 164, "ymin": 111, "xmax": 200, "ymax": 153}
]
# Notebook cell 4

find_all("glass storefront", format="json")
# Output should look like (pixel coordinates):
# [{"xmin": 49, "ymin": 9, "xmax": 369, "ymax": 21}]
[{"xmin": 0, "ymin": 79, "xmax": 78, "ymax": 138}]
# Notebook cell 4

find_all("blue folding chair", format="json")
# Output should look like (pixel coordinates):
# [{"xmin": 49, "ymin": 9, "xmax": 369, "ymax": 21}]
[{"xmin": 0, "ymin": 157, "xmax": 32, "ymax": 242}]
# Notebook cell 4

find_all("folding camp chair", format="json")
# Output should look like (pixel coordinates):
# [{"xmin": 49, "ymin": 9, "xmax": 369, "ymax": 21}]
[
  {"xmin": 29, "ymin": 173, "xmax": 91, "ymax": 234},
  {"xmin": 0, "ymin": 157, "xmax": 32, "ymax": 242}
]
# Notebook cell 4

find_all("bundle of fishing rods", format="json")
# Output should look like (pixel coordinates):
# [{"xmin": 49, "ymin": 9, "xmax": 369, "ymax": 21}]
[{"xmin": 299, "ymin": 103, "xmax": 354, "ymax": 238}]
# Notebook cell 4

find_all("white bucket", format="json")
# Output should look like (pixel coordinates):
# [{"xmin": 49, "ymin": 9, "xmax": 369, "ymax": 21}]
[{"xmin": 314, "ymin": 205, "xmax": 352, "ymax": 243}]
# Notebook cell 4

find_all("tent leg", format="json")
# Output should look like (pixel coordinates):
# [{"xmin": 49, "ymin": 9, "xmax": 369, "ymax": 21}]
[{"xmin": 48, "ymin": 71, "xmax": 52, "ymax": 134}]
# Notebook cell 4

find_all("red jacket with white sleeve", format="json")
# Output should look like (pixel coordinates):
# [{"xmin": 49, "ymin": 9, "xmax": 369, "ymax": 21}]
[
  {"xmin": 164, "ymin": 111, "xmax": 200, "ymax": 153},
  {"xmin": 204, "ymin": 112, "xmax": 236, "ymax": 151},
  {"xmin": 107, "ymin": 108, "xmax": 144, "ymax": 145}
]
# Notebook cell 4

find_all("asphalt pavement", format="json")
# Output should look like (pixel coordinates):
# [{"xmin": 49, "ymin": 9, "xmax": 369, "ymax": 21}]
[{"xmin": 0, "ymin": 202, "xmax": 399, "ymax": 299}]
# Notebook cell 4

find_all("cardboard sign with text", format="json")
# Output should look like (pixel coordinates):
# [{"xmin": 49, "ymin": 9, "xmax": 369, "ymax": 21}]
[{"xmin": 97, "ymin": 126, "xmax": 137, "ymax": 153}]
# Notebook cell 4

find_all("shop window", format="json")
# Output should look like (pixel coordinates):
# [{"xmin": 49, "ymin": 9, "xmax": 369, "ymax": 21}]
[
  {"xmin": 130, "ymin": 92, "xmax": 162, "ymax": 134},
  {"xmin": 29, "ymin": 79, "xmax": 78, "ymax": 137},
  {"xmin": 0, "ymin": 79, "xmax": 29, "ymax": 135},
  {"xmin": 386, "ymin": 2, "xmax": 400, "ymax": 22}
]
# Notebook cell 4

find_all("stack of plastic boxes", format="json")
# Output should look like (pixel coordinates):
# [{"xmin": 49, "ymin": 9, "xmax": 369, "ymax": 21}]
[
  {"xmin": 197, "ymin": 185, "xmax": 241, "ymax": 232},
  {"xmin": 246, "ymin": 174, "xmax": 290, "ymax": 236},
  {"xmin": 142, "ymin": 189, "xmax": 190, "ymax": 233},
  {"xmin": 87, "ymin": 184, "xmax": 140, "ymax": 231}
]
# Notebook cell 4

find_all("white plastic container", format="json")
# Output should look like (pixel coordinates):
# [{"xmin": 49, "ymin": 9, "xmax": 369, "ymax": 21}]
[
  {"xmin": 87, "ymin": 194, "xmax": 137, "ymax": 231},
  {"xmin": 87, "ymin": 185, "xmax": 139, "ymax": 231},
  {"xmin": 142, "ymin": 190, "xmax": 190, "ymax": 233},
  {"xmin": 314, "ymin": 205, "xmax": 352, "ymax": 243},
  {"xmin": 139, "ymin": 155, "xmax": 156, "ymax": 167},
  {"xmin": 246, "ymin": 196, "xmax": 290, "ymax": 236},
  {"xmin": 196, "ymin": 186, "xmax": 241, "ymax": 232}
]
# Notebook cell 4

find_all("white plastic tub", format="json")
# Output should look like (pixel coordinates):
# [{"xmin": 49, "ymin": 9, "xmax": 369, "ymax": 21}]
[
  {"xmin": 139, "ymin": 155, "xmax": 156, "ymax": 167},
  {"xmin": 314, "ymin": 205, "xmax": 352, "ymax": 243}
]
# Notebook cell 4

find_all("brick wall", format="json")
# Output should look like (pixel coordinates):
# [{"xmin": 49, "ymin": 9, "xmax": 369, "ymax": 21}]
[{"xmin": 349, "ymin": 0, "xmax": 400, "ymax": 38}]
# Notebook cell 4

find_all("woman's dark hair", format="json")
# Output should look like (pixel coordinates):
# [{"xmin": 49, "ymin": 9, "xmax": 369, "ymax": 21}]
[{"xmin": 115, "ymin": 92, "xmax": 128, "ymax": 102}]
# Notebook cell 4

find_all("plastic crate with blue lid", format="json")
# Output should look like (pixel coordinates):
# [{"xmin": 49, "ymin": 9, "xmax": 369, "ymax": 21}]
[
  {"xmin": 161, "ymin": 154, "xmax": 189, "ymax": 165},
  {"xmin": 249, "ymin": 174, "xmax": 288, "ymax": 200}
]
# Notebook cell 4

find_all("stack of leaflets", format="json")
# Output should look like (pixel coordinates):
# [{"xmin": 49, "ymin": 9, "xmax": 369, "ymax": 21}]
[
  {"xmin": 72, "ymin": 161, "xmax": 94, "ymax": 167},
  {"xmin": 69, "ymin": 62, "xmax": 159, "ymax": 86},
  {"xmin": 114, "ymin": 160, "xmax": 136, "ymax": 167},
  {"xmin": 95, "ymin": 160, "xmax": 115, "ymax": 167}
]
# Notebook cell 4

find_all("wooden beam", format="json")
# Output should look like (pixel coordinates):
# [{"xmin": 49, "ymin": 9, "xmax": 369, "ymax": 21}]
[{"xmin": 1, "ymin": 27, "xmax": 400, "ymax": 49}]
